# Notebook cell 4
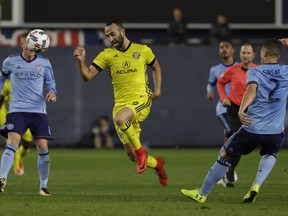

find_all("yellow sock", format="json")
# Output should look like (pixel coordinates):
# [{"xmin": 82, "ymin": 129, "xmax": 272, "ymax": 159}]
[
  {"xmin": 14, "ymin": 148, "xmax": 21, "ymax": 172},
  {"xmin": 119, "ymin": 122, "xmax": 142, "ymax": 150},
  {"xmin": 19, "ymin": 145, "xmax": 30, "ymax": 158},
  {"xmin": 147, "ymin": 155, "xmax": 157, "ymax": 168}
]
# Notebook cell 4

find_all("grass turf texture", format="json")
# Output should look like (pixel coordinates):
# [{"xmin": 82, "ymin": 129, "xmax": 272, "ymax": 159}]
[{"xmin": 0, "ymin": 148, "xmax": 287, "ymax": 216}]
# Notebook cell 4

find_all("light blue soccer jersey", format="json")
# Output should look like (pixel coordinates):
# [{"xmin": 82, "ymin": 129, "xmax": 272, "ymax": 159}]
[
  {"xmin": 0, "ymin": 53, "xmax": 56, "ymax": 114},
  {"xmin": 244, "ymin": 64, "xmax": 288, "ymax": 134},
  {"xmin": 207, "ymin": 61, "xmax": 238, "ymax": 115}
]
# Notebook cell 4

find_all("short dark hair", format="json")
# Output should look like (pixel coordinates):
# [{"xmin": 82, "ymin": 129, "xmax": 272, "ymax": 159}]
[
  {"xmin": 219, "ymin": 39, "xmax": 233, "ymax": 47},
  {"xmin": 105, "ymin": 19, "xmax": 124, "ymax": 29},
  {"xmin": 241, "ymin": 42, "xmax": 255, "ymax": 53},
  {"xmin": 262, "ymin": 38, "xmax": 281, "ymax": 57}
]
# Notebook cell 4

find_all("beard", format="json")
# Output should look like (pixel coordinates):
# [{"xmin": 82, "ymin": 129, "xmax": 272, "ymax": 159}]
[{"xmin": 112, "ymin": 34, "xmax": 124, "ymax": 50}]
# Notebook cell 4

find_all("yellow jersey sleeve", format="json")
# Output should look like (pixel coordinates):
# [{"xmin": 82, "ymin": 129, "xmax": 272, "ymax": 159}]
[
  {"xmin": 1, "ymin": 79, "xmax": 11, "ymax": 104},
  {"xmin": 92, "ymin": 43, "xmax": 155, "ymax": 105}
]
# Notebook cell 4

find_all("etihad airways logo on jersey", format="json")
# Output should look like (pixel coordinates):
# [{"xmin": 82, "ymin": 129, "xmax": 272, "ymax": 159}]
[
  {"xmin": 116, "ymin": 61, "xmax": 138, "ymax": 74},
  {"xmin": 15, "ymin": 72, "xmax": 43, "ymax": 80}
]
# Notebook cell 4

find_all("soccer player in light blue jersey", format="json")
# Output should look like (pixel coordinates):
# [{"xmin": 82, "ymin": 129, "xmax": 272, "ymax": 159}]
[
  {"xmin": 0, "ymin": 31, "xmax": 57, "ymax": 196},
  {"xmin": 207, "ymin": 40, "xmax": 238, "ymax": 142},
  {"xmin": 182, "ymin": 38, "xmax": 288, "ymax": 203},
  {"xmin": 207, "ymin": 40, "xmax": 238, "ymax": 187}
]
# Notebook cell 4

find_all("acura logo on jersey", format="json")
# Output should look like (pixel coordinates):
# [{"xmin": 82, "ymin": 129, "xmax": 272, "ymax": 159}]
[
  {"xmin": 116, "ymin": 69, "xmax": 138, "ymax": 74},
  {"xmin": 122, "ymin": 61, "xmax": 130, "ymax": 69},
  {"xmin": 116, "ymin": 61, "xmax": 138, "ymax": 74}
]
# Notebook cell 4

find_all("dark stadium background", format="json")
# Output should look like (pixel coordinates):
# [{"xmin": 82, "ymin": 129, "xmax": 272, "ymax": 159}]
[{"xmin": 1, "ymin": 0, "xmax": 288, "ymax": 147}]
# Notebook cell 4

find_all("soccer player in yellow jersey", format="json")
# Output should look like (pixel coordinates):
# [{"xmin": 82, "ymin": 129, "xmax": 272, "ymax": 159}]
[
  {"xmin": 0, "ymin": 79, "xmax": 33, "ymax": 175},
  {"xmin": 74, "ymin": 19, "xmax": 167, "ymax": 187}
]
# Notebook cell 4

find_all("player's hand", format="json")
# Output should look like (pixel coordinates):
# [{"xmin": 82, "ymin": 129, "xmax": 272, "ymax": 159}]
[
  {"xmin": 279, "ymin": 38, "xmax": 288, "ymax": 47},
  {"xmin": 46, "ymin": 92, "xmax": 57, "ymax": 103},
  {"xmin": 238, "ymin": 110, "xmax": 252, "ymax": 126},
  {"xmin": 151, "ymin": 91, "xmax": 161, "ymax": 101},
  {"xmin": 222, "ymin": 98, "xmax": 231, "ymax": 107},
  {"xmin": 74, "ymin": 47, "xmax": 86, "ymax": 62},
  {"xmin": 207, "ymin": 91, "xmax": 214, "ymax": 100}
]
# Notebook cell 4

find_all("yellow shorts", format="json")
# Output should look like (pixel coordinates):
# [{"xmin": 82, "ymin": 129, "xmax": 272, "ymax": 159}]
[{"xmin": 113, "ymin": 97, "xmax": 152, "ymax": 144}]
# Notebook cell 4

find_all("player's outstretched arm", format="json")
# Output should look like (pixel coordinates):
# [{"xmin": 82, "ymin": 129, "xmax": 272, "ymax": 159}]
[{"xmin": 74, "ymin": 47, "xmax": 100, "ymax": 81}]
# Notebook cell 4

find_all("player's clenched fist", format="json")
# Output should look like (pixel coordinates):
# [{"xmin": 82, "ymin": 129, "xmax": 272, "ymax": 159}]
[
  {"xmin": 74, "ymin": 47, "xmax": 86, "ymax": 61},
  {"xmin": 279, "ymin": 38, "xmax": 288, "ymax": 47}
]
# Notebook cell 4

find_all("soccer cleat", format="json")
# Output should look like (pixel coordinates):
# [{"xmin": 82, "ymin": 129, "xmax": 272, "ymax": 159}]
[
  {"xmin": 217, "ymin": 172, "xmax": 238, "ymax": 188},
  {"xmin": 226, "ymin": 169, "xmax": 238, "ymax": 183},
  {"xmin": 15, "ymin": 162, "xmax": 25, "ymax": 176},
  {"xmin": 181, "ymin": 188, "xmax": 207, "ymax": 203},
  {"xmin": 134, "ymin": 147, "xmax": 148, "ymax": 173},
  {"xmin": 217, "ymin": 177, "xmax": 228, "ymax": 187},
  {"xmin": 39, "ymin": 188, "xmax": 51, "ymax": 196},
  {"xmin": 155, "ymin": 157, "xmax": 168, "ymax": 187},
  {"xmin": 0, "ymin": 177, "xmax": 7, "ymax": 193},
  {"xmin": 242, "ymin": 184, "xmax": 260, "ymax": 203}
]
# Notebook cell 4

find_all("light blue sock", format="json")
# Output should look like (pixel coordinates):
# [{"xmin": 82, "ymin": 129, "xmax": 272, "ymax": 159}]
[
  {"xmin": 37, "ymin": 149, "xmax": 50, "ymax": 189},
  {"xmin": 253, "ymin": 154, "xmax": 276, "ymax": 187},
  {"xmin": 0, "ymin": 144, "xmax": 17, "ymax": 180},
  {"xmin": 200, "ymin": 156, "xmax": 230, "ymax": 196}
]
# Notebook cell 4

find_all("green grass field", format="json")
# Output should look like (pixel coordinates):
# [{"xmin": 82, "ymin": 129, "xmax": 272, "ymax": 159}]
[{"xmin": 0, "ymin": 148, "xmax": 287, "ymax": 216}]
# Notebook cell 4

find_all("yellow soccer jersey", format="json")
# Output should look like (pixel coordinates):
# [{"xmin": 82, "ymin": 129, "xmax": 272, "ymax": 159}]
[
  {"xmin": 93, "ymin": 42, "xmax": 155, "ymax": 105},
  {"xmin": 1, "ymin": 79, "xmax": 11, "ymax": 109},
  {"xmin": 0, "ymin": 80, "xmax": 11, "ymax": 125},
  {"xmin": 1, "ymin": 79, "xmax": 11, "ymax": 108}
]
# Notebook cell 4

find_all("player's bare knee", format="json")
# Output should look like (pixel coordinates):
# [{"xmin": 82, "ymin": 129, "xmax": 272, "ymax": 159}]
[
  {"xmin": 113, "ymin": 115, "xmax": 125, "ymax": 126},
  {"xmin": 35, "ymin": 139, "xmax": 48, "ymax": 150}
]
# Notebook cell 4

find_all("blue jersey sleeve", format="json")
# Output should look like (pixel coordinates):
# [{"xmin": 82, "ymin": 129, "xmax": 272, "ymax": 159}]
[
  {"xmin": 246, "ymin": 68, "xmax": 258, "ymax": 85},
  {"xmin": 44, "ymin": 60, "xmax": 57, "ymax": 94}
]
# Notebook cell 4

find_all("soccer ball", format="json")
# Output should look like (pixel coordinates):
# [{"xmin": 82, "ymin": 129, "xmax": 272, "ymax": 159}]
[{"xmin": 26, "ymin": 29, "xmax": 50, "ymax": 52}]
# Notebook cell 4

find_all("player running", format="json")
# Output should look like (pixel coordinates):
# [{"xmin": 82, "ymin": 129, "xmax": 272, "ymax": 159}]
[{"xmin": 74, "ymin": 19, "xmax": 167, "ymax": 187}]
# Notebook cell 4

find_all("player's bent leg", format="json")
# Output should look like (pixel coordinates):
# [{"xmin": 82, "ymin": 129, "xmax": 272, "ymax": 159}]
[
  {"xmin": 15, "ymin": 140, "xmax": 32, "ymax": 175},
  {"xmin": 114, "ymin": 108, "xmax": 147, "ymax": 173}
]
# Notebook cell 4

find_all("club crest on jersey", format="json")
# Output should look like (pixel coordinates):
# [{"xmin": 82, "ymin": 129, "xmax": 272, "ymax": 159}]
[
  {"xmin": 35, "ymin": 65, "xmax": 42, "ymax": 73},
  {"xmin": 133, "ymin": 51, "xmax": 141, "ymax": 59},
  {"xmin": 7, "ymin": 123, "xmax": 14, "ymax": 130}
]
